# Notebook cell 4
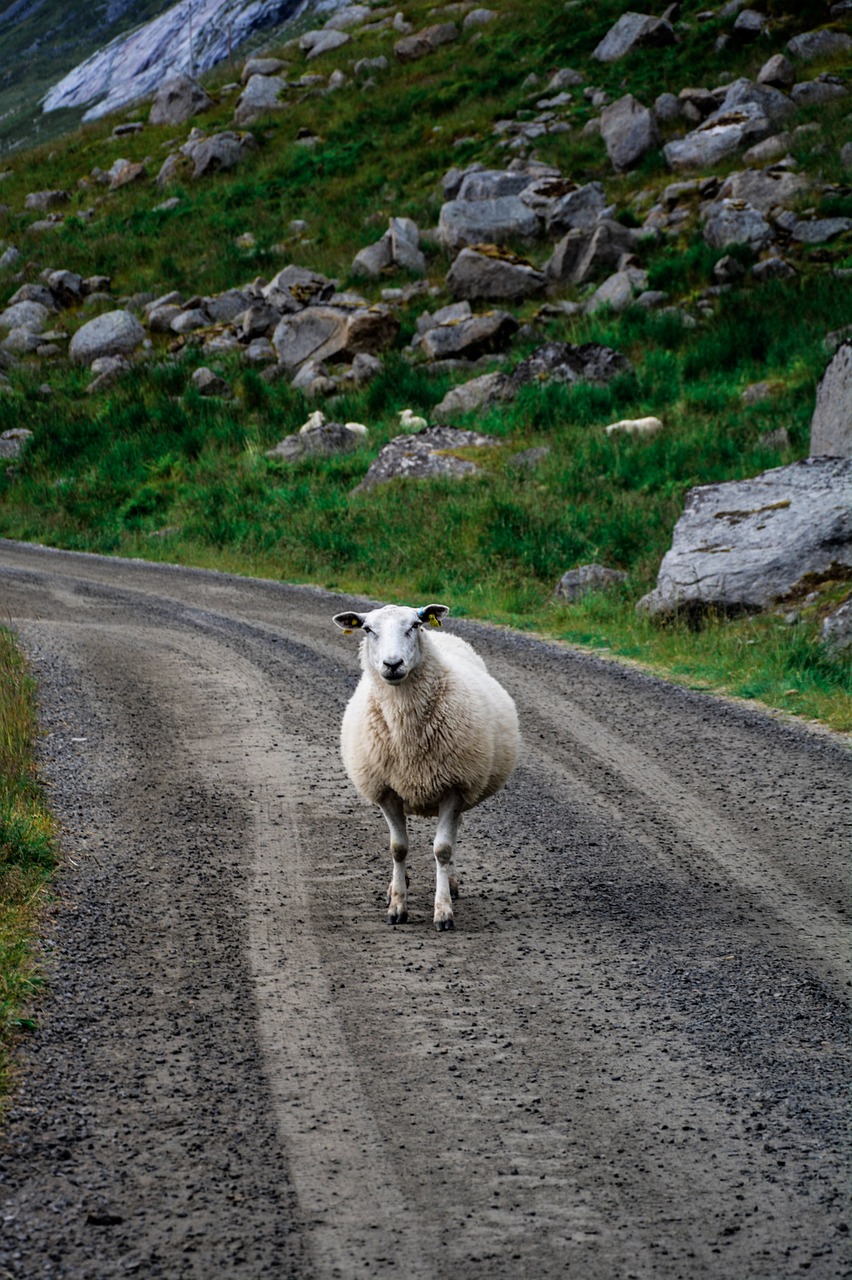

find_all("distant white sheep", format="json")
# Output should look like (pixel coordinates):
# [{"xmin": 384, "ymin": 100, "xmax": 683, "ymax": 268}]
[
  {"xmin": 344, "ymin": 421, "xmax": 368, "ymax": 435},
  {"xmin": 333, "ymin": 603, "xmax": 519, "ymax": 931},
  {"xmin": 300, "ymin": 409, "xmax": 326, "ymax": 433},
  {"xmin": 604, "ymin": 416, "xmax": 663, "ymax": 437},
  {"xmin": 399, "ymin": 408, "xmax": 427, "ymax": 431}
]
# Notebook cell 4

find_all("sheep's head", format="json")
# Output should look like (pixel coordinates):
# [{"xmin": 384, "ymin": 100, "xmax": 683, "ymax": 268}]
[{"xmin": 333, "ymin": 603, "xmax": 449, "ymax": 683}]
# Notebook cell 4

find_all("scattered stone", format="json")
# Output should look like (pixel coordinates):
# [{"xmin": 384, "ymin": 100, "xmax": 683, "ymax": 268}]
[
  {"xmin": 810, "ymin": 342, "xmax": 852, "ymax": 458},
  {"xmin": 354, "ymin": 55, "xmax": 389, "ymax": 79},
  {"xmin": 0, "ymin": 245, "xmax": 20, "ymax": 269},
  {"xmin": 267, "ymin": 420, "xmax": 364, "ymax": 461},
  {"xmin": 637, "ymin": 457, "xmax": 852, "ymax": 617},
  {"xmin": 717, "ymin": 166, "xmax": 809, "ymax": 214},
  {"xmin": 555, "ymin": 563, "xmax": 628, "ymax": 601},
  {"xmin": 234, "ymin": 74, "xmax": 287, "ymax": 126},
  {"xmin": 109, "ymin": 159, "xmax": 147, "ymax": 190},
  {"xmin": 437, "ymin": 195, "xmax": 539, "ymax": 251},
  {"xmin": 654, "ymin": 92, "xmax": 682, "ymax": 124},
  {"xmin": 262, "ymin": 265, "xmax": 335, "ymax": 313},
  {"xmin": 546, "ymin": 219, "xmax": 639, "ymax": 285},
  {"xmin": 786, "ymin": 29, "xmax": 852, "ymax": 62},
  {"xmin": 149, "ymin": 75, "xmax": 213, "ymax": 126},
  {"xmin": 0, "ymin": 428, "xmax": 32, "ymax": 459},
  {"xmin": 703, "ymin": 199, "xmax": 773, "ymax": 251},
  {"xmin": 325, "ymin": 4, "xmax": 371, "ymax": 30},
  {"xmin": 244, "ymin": 337, "xmax": 276, "ymax": 363},
  {"xmin": 24, "ymin": 190, "xmax": 70, "ymax": 212},
  {"xmin": 241, "ymin": 57, "xmax": 287, "ymax": 82},
  {"xmin": 519, "ymin": 179, "xmax": 607, "ymax": 235},
  {"xmin": 790, "ymin": 79, "xmax": 847, "ymax": 108},
  {"xmin": 510, "ymin": 341, "xmax": 634, "ymax": 388},
  {"xmin": 0, "ymin": 301, "xmax": 50, "ymax": 332},
  {"xmin": 354, "ymin": 426, "xmax": 496, "ymax": 491},
  {"xmin": 600, "ymin": 93, "xmax": 661, "ymax": 171},
  {"xmin": 731, "ymin": 9, "xmax": 768, "ymax": 40},
  {"xmin": 757, "ymin": 54, "xmax": 796, "ymax": 90},
  {"xmin": 394, "ymin": 23, "xmax": 459, "ymax": 62},
  {"xmin": 446, "ymin": 244, "xmax": 547, "ymax": 302},
  {"xmin": 191, "ymin": 367, "xmax": 232, "ymax": 397},
  {"xmin": 821, "ymin": 598, "xmax": 852, "ymax": 658},
  {"xmin": 272, "ymin": 303, "xmax": 399, "ymax": 371},
  {"xmin": 713, "ymin": 254, "xmax": 746, "ymax": 283},
  {"xmin": 760, "ymin": 426, "xmax": 790, "ymax": 450},
  {"xmin": 302, "ymin": 28, "xmax": 351, "ymax": 60},
  {"xmin": 586, "ymin": 268, "xmax": 648, "ymax": 314},
  {"xmin": 433, "ymin": 371, "xmax": 514, "ymax": 419},
  {"xmin": 463, "ymin": 8, "xmax": 497, "ymax": 29},
  {"xmin": 774, "ymin": 211, "xmax": 852, "ymax": 244},
  {"xmin": 592, "ymin": 12, "xmax": 676, "ymax": 62},
  {"xmin": 69, "ymin": 310, "xmax": 145, "ymax": 363},
  {"xmin": 752, "ymin": 255, "xmax": 797, "ymax": 280},
  {"xmin": 188, "ymin": 131, "xmax": 258, "ymax": 179}
]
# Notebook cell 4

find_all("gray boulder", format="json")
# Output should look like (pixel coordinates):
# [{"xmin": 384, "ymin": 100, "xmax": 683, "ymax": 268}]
[
  {"xmin": 234, "ymin": 74, "xmax": 287, "ymax": 126},
  {"xmin": 262, "ymin": 265, "xmax": 335, "ymax": 313},
  {"xmin": 437, "ymin": 196, "xmax": 539, "ymax": 251},
  {"xmin": 241, "ymin": 57, "xmax": 287, "ymax": 81},
  {"xmin": 586, "ymin": 267, "xmax": 648, "ymax": 314},
  {"xmin": 703, "ymin": 199, "xmax": 774, "ymax": 251},
  {"xmin": 637, "ymin": 458, "xmax": 852, "ymax": 617},
  {"xmin": 600, "ymin": 93, "xmax": 661, "ymax": 171},
  {"xmin": 786, "ymin": 29, "xmax": 852, "ymax": 61},
  {"xmin": 732, "ymin": 8, "xmax": 768, "ymax": 40},
  {"xmin": 810, "ymin": 342, "xmax": 852, "ymax": 458},
  {"xmin": 272, "ymin": 303, "xmax": 398, "ymax": 371},
  {"xmin": 510, "ymin": 341, "xmax": 634, "ymax": 387},
  {"xmin": 267, "ymin": 421, "xmax": 363, "ymax": 461},
  {"xmin": 717, "ymin": 166, "xmax": 809, "ymax": 214},
  {"xmin": 592, "ymin": 12, "xmax": 675, "ymax": 62},
  {"xmin": 69, "ymin": 310, "xmax": 145, "ymax": 363},
  {"xmin": 791, "ymin": 78, "xmax": 848, "ymax": 108},
  {"xmin": 518, "ymin": 178, "xmax": 606, "ymax": 235},
  {"xmin": 774, "ymin": 211, "xmax": 852, "ymax": 243},
  {"xmin": 352, "ymin": 236, "xmax": 393, "ymax": 278},
  {"xmin": 188, "ymin": 131, "xmax": 258, "ymax": 179},
  {"xmin": 354, "ymin": 427, "xmax": 495, "ymax": 492},
  {"xmin": 418, "ymin": 310, "xmax": 518, "ymax": 361},
  {"xmin": 47, "ymin": 269, "xmax": 84, "ymax": 307},
  {"xmin": 446, "ymin": 245, "xmax": 547, "ymax": 302},
  {"xmin": 456, "ymin": 169, "xmax": 536, "ymax": 200},
  {"xmin": 0, "ymin": 428, "xmax": 32, "ymax": 460},
  {"xmin": 0, "ymin": 300, "xmax": 50, "ymax": 332},
  {"xmin": 191, "ymin": 367, "xmax": 232, "ymax": 397},
  {"xmin": 555, "ymin": 564, "xmax": 628, "ymax": 601},
  {"xmin": 757, "ymin": 54, "xmax": 796, "ymax": 90},
  {"xmin": 433, "ymin": 371, "xmax": 514, "ymax": 420},
  {"xmin": 149, "ymin": 75, "xmax": 213, "ymax": 126},
  {"xmin": 821, "ymin": 599, "xmax": 852, "ymax": 658},
  {"xmin": 24, "ymin": 190, "xmax": 69, "ymax": 212},
  {"xmin": 394, "ymin": 23, "xmax": 458, "ymax": 62},
  {"xmin": 546, "ymin": 219, "xmax": 639, "ymax": 285},
  {"xmin": 303, "ymin": 29, "xmax": 351, "ymax": 60}
]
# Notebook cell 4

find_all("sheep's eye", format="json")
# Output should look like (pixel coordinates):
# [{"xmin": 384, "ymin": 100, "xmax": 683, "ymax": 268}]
[
  {"xmin": 362, "ymin": 625, "xmax": 372, "ymax": 635},
  {"xmin": 409, "ymin": 622, "xmax": 422, "ymax": 633}
]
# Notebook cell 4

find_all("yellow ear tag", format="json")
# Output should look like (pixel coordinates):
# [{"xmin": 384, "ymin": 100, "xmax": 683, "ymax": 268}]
[
  {"xmin": 429, "ymin": 615, "xmax": 441, "ymax": 628},
  {"xmin": 343, "ymin": 628, "xmax": 353, "ymax": 635}
]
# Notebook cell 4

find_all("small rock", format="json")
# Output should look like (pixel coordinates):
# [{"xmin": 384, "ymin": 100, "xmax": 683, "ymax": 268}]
[
  {"xmin": 149, "ymin": 75, "xmax": 213, "ymax": 126},
  {"xmin": 752, "ymin": 256, "xmax": 797, "ymax": 281},
  {"xmin": 555, "ymin": 564, "xmax": 628, "ymax": 601},
  {"xmin": 810, "ymin": 342, "xmax": 852, "ymax": 458},
  {"xmin": 191, "ymin": 367, "xmax": 232, "ymax": 397},
  {"xmin": 757, "ymin": 54, "xmax": 796, "ymax": 90},
  {"xmin": 821, "ymin": 599, "xmax": 852, "ymax": 658}
]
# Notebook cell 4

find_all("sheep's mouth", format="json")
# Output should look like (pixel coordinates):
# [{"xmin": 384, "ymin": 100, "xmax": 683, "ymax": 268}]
[{"xmin": 382, "ymin": 670, "xmax": 408, "ymax": 684}]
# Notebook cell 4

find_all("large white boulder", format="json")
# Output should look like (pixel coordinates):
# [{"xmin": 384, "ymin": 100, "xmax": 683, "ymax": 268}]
[{"xmin": 69, "ymin": 310, "xmax": 145, "ymax": 363}]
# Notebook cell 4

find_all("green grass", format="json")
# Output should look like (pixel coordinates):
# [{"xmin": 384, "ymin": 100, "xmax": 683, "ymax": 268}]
[{"xmin": 0, "ymin": 628, "xmax": 57, "ymax": 1111}]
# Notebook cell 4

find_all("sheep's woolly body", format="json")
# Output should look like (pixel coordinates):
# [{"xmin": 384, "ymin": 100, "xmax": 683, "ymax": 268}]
[{"xmin": 341, "ymin": 630, "xmax": 518, "ymax": 818}]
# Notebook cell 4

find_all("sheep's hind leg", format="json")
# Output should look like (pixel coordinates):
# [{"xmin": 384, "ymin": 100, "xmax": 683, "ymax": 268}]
[
  {"xmin": 433, "ymin": 790, "xmax": 463, "ymax": 932},
  {"xmin": 379, "ymin": 789, "xmax": 409, "ymax": 925}
]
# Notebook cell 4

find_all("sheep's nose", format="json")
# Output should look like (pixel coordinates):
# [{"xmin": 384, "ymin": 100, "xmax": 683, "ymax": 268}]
[{"xmin": 384, "ymin": 658, "xmax": 404, "ymax": 675}]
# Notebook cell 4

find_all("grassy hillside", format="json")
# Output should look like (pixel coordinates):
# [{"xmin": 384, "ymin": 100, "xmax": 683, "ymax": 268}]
[{"xmin": 0, "ymin": 0, "xmax": 850, "ymax": 730}]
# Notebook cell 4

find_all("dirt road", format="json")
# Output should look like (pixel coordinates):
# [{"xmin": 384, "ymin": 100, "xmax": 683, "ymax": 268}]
[{"xmin": 0, "ymin": 539, "xmax": 849, "ymax": 1279}]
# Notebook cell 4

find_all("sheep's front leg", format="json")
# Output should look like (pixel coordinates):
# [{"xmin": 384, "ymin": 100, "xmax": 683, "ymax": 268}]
[
  {"xmin": 433, "ymin": 789, "xmax": 463, "ymax": 932},
  {"xmin": 378, "ymin": 789, "xmax": 409, "ymax": 925}
]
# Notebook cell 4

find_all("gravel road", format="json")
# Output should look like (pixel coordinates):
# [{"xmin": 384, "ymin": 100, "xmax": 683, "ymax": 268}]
[{"xmin": 0, "ymin": 539, "xmax": 849, "ymax": 1280}]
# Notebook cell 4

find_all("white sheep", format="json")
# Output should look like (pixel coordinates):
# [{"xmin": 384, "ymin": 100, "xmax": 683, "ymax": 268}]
[
  {"xmin": 300, "ymin": 408, "xmax": 326, "ymax": 433},
  {"xmin": 344, "ymin": 421, "xmax": 368, "ymax": 435},
  {"xmin": 604, "ymin": 415, "xmax": 663, "ymax": 437},
  {"xmin": 399, "ymin": 408, "xmax": 428, "ymax": 431},
  {"xmin": 333, "ymin": 603, "xmax": 519, "ymax": 931}
]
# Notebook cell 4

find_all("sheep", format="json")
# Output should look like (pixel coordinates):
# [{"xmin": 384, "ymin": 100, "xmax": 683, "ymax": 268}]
[
  {"xmin": 399, "ymin": 408, "xmax": 428, "ymax": 431},
  {"xmin": 333, "ymin": 603, "xmax": 519, "ymax": 931},
  {"xmin": 300, "ymin": 408, "xmax": 326, "ymax": 433},
  {"xmin": 344, "ymin": 421, "xmax": 368, "ymax": 436},
  {"xmin": 604, "ymin": 415, "xmax": 663, "ymax": 437}
]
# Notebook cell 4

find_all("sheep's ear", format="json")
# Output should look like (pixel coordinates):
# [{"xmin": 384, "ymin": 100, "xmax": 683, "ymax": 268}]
[
  {"xmin": 333, "ymin": 611, "xmax": 364, "ymax": 635},
  {"xmin": 418, "ymin": 604, "xmax": 449, "ymax": 628}
]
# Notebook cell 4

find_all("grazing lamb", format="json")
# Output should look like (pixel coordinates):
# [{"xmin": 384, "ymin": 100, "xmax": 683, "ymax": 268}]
[
  {"xmin": 300, "ymin": 409, "xmax": 326, "ymax": 433},
  {"xmin": 399, "ymin": 408, "xmax": 428, "ymax": 431},
  {"xmin": 333, "ymin": 603, "xmax": 519, "ymax": 930}
]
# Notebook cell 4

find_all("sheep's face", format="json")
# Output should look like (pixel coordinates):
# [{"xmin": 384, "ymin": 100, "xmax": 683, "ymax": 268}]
[{"xmin": 333, "ymin": 603, "xmax": 449, "ymax": 684}]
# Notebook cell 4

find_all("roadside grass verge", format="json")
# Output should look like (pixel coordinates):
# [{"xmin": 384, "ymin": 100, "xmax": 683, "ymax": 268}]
[{"xmin": 0, "ymin": 628, "xmax": 57, "ymax": 1112}]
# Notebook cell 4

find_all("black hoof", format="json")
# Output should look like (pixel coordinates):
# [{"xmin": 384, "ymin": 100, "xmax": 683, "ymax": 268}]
[
  {"xmin": 387, "ymin": 911, "xmax": 408, "ymax": 926},
  {"xmin": 434, "ymin": 917, "xmax": 455, "ymax": 932}
]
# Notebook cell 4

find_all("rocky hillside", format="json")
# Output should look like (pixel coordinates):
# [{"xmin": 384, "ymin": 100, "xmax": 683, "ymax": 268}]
[{"xmin": 0, "ymin": 0, "xmax": 850, "ymax": 700}]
